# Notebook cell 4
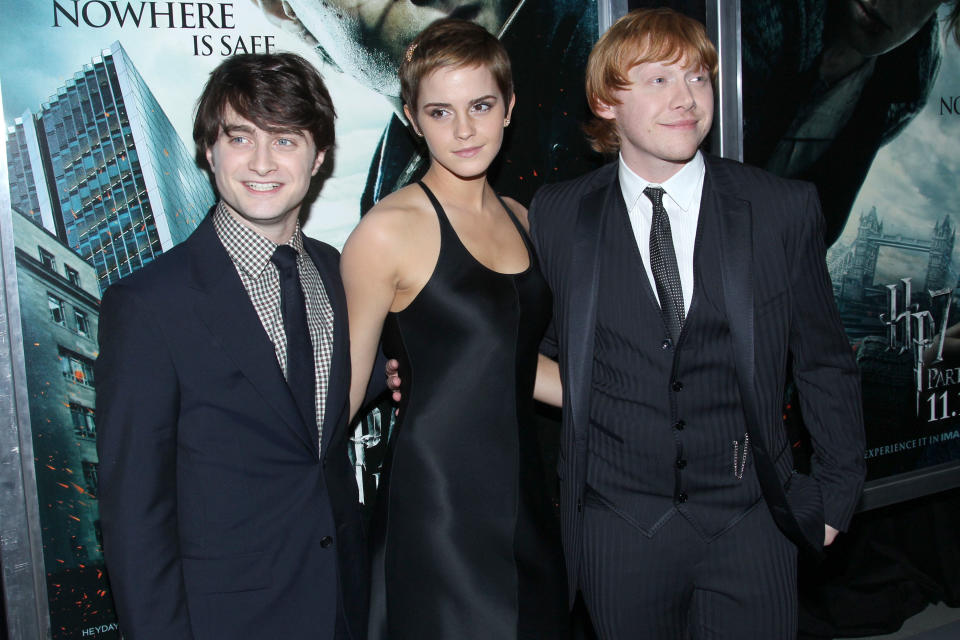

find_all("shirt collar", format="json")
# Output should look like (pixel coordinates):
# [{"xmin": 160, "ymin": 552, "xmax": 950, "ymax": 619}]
[
  {"xmin": 619, "ymin": 151, "xmax": 705, "ymax": 214},
  {"xmin": 213, "ymin": 201, "xmax": 304, "ymax": 279}
]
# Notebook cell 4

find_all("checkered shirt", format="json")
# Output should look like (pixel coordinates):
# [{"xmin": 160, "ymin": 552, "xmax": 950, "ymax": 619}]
[{"xmin": 213, "ymin": 202, "xmax": 334, "ymax": 454}]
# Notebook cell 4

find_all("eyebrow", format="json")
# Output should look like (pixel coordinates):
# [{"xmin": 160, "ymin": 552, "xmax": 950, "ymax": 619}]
[
  {"xmin": 421, "ymin": 94, "xmax": 499, "ymax": 109},
  {"xmin": 222, "ymin": 122, "xmax": 255, "ymax": 135},
  {"xmin": 222, "ymin": 122, "xmax": 306, "ymax": 138}
]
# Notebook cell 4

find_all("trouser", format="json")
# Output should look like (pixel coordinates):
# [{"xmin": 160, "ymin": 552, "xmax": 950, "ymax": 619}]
[{"xmin": 579, "ymin": 497, "xmax": 797, "ymax": 639}]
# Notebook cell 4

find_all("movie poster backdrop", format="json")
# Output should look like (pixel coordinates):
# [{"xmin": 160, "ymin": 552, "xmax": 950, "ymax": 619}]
[
  {"xmin": 0, "ymin": 1, "xmax": 603, "ymax": 636},
  {"xmin": 742, "ymin": 2, "xmax": 960, "ymax": 487}
]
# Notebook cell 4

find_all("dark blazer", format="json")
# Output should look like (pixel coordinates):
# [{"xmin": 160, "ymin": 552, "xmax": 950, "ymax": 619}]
[
  {"xmin": 529, "ymin": 154, "xmax": 866, "ymax": 603},
  {"xmin": 95, "ymin": 215, "xmax": 368, "ymax": 639}
]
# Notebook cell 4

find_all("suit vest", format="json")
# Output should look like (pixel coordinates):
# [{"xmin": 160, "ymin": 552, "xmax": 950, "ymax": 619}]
[{"xmin": 586, "ymin": 197, "xmax": 764, "ymax": 540}]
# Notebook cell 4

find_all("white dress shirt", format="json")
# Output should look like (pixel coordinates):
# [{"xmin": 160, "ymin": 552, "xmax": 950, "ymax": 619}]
[{"xmin": 618, "ymin": 151, "xmax": 705, "ymax": 313}]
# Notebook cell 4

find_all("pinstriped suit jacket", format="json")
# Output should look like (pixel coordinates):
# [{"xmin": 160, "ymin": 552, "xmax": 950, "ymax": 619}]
[{"xmin": 529, "ymin": 154, "xmax": 866, "ymax": 605}]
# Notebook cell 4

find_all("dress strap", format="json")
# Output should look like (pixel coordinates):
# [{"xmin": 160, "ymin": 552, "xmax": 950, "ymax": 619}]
[
  {"xmin": 494, "ymin": 192, "xmax": 536, "ymax": 252},
  {"xmin": 416, "ymin": 181, "xmax": 454, "ymax": 230}
]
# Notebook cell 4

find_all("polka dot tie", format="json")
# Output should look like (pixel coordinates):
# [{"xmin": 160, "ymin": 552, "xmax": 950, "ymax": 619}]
[{"xmin": 644, "ymin": 186, "xmax": 685, "ymax": 342}]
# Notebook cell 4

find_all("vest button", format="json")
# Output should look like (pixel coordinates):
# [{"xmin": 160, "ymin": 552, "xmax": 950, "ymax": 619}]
[
  {"xmin": 320, "ymin": 536, "xmax": 334, "ymax": 548},
  {"xmin": 661, "ymin": 338, "xmax": 672, "ymax": 350},
  {"xmin": 672, "ymin": 380, "xmax": 683, "ymax": 392},
  {"xmin": 678, "ymin": 492, "xmax": 688, "ymax": 503},
  {"xmin": 676, "ymin": 459, "xmax": 687, "ymax": 469},
  {"xmin": 674, "ymin": 420, "xmax": 685, "ymax": 431}
]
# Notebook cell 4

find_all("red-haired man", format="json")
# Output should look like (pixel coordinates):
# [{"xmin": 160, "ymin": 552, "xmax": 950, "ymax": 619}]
[{"xmin": 528, "ymin": 8, "xmax": 865, "ymax": 638}]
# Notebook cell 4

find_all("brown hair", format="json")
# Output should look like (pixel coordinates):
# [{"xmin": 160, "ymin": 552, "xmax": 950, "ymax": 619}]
[
  {"xmin": 193, "ymin": 52, "xmax": 336, "ymax": 168},
  {"xmin": 399, "ymin": 18, "xmax": 513, "ymax": 121},
  {"xmin": 584, "ymin": 8, "xmax": 718, "ymax": 154}
]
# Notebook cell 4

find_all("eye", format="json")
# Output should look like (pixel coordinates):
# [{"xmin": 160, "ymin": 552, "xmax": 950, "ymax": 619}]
[
  {"xmin": 651, "ymin": 77, "xmax": 666, "ymax": 85},
  {"xmin": 690, "ymin": 75, "xmax": 706, "ymax": 83},
  {"xmin": 229, "ymin": 135, "xmax": 248, "ymax": 144},
  {"xmin": 471, "ymin": 102, "xmax": 492, "ymax": 113},
  {"xmin": 428, "ymin": 108, "xmax": 450, "ymax": 119},
  {"xmin": 276, "ymin": 137, "xmax": 294, "ymax": 146}
]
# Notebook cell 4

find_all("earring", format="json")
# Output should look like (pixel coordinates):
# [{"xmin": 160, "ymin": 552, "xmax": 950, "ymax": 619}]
[{"xmin": 504, "ymin": 118, "xmax": 511, "ymax": 127}]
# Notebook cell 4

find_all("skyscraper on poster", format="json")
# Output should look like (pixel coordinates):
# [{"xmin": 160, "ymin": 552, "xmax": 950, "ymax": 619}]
[
  {"xmin": 6, "ymin": 41, "xmax": 212, "ymax": 294},
  {"xmin": 3, "ymin": 40, "xmax": 212, "ymax": 638}
]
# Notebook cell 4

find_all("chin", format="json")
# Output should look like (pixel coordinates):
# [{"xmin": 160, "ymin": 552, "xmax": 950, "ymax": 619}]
[{"xmin": 663, "ymin": 147, "xmax": 701, "ymax": 163}]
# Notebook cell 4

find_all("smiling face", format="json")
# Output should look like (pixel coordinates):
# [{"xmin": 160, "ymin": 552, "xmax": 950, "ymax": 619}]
[
  {"xmin": 596, "ymin": 57, "xmax": 713, "ymax": 183},
  {"xmin": 205, "ymin": 106, "xmax": 325, "ymax": 243},
  {"xmin": 283, "ymin": 0, "xmax": 517, "ymax": 96},
  {"xmin": 404, "ymin": 64, "xmax": 514, "ymax": 181},
  {"xmin": 837, "ymin": 0, "xmax": 943, "ymax": 57}
]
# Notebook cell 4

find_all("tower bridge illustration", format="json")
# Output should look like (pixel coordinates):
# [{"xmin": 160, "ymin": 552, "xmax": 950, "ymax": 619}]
[{"xmin": 832, "ymin": 207, "xmax": 956, "ymax": 333}]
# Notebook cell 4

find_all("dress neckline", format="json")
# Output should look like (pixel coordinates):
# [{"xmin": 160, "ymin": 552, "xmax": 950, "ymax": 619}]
[{"xmin": 417, "ymin": 181, "xmax": 533, "ymax": 277}]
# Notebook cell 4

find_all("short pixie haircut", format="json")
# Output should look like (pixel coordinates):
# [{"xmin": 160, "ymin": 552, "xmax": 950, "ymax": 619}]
[
  {"xmin": 399, "ymin": 18, "xmax": 513, "ymax": 120},
  {"xmin": 193, "ymin": 52, "xmax": 336, "ymax": 168},
  {"xmin": 585, "ymin": 8, "xmax": 718, "ymax": 155}
]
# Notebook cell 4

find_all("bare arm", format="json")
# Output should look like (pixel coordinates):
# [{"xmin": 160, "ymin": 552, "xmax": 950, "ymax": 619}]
[
  {"xmin": 534, "ymin": 354, "xmax": 562, "ymax": 407},
  {"xmin": 340, "ymin": 213, "xmax": 403, "ymax": 421}
]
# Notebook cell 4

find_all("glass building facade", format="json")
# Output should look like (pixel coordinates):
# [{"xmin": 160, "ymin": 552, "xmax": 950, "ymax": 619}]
[
  {"xmin": 5, "ymin": 42, "xmax": 213, "ymax": 293},
  {"xmin": 7, "ymin": 204, "xmax": 116, "ymax": 635}
]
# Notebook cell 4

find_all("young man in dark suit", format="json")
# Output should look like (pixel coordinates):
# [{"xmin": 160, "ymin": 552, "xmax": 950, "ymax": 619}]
[
  {"xmin": 95, "ymin": 53, "xmax": 367, "ymax": 640},
  {"xmin": 528, "ymin": 9, "xmax": 866, "ymax": 639}
]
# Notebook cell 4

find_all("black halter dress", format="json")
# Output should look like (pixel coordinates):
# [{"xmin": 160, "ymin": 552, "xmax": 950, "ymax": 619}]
[{"xmin": 368, "ymin": 181, "xmax": 567, "ymax": 639}]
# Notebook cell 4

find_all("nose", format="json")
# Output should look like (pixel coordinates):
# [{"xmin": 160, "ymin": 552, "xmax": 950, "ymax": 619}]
[
  {"xmin": 670, "ymin": 81, "xmax": 697, "ymax": 110},
  {"xmin": 249, "ymin": 143, "xmax": 277, "ymax": 174},
  {"xmin": 454, "ymin": 114, "xmax": 475, "ymax": 141}
]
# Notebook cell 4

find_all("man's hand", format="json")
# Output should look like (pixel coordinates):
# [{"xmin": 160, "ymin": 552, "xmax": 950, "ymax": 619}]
[
  {"xmin": 386, "ymin": 359, "xmax": 401, "ymax": 403},
  {"xmin": 824, "ymin": 524, "xmax": 840, "ymax": 547}
]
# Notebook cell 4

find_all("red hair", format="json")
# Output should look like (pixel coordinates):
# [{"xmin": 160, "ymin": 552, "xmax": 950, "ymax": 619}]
[{"xmin": 584, "ymin": 8, "xmax": 718, "ymax": 154}]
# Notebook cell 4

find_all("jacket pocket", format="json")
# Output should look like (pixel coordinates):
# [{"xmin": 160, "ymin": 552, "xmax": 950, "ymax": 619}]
[
  {"xmin": 784, "ymin": 472, "xmax": 825, "ymax": 554},
  {"xmin": 182, "ymin": 551, "xmax": 270, "ymax": 594}
]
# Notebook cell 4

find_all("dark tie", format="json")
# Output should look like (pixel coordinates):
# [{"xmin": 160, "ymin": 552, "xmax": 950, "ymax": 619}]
[
  {"xmin": 271, "ymin": 245, "xmax": 316, "ymax": 430},
  {"xmin": 644, "ymin": 186, "xmax": 685, "ymax": 342}
]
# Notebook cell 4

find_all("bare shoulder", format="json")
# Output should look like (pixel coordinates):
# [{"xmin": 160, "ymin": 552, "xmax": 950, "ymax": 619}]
[
  {"xmin": 499, "ymin": 195, "xmax": 530, "ymax": 231},
  {"xmin": 343, "ymin": 184, "xmax": 434, "ymax": 256}
]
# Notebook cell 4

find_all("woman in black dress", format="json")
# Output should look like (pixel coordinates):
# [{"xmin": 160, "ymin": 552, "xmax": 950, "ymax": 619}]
[{"xmin": 341, "ymin": 18, "xmax": 568, "ymax": 640}]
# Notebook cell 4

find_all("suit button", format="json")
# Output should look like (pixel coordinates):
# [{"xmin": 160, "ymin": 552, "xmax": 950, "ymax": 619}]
[
  {"xmin": 577, "ymin": 499, "xmax": 583, "ymax": 512},
  {"xmin": 672, "ymin": 380, "xmax": 683, "ymax": 392},
  {"xmin": 320, "ymin": 536, "xmax": 334, "ymax": 548},
  {"xmin": 674, "ymin": 420, "xmax": 685, "ymax": 431},
  {"xmin": 678, "ymin": 492, "xmax": 688, "ymax": 503},
  {"xmin": 661, "ymin": 339, "xmax": 672, "ymax": 350},
  {"xmin": 676, "ymin": 459, "xmax": 687, "ymax": 470}
]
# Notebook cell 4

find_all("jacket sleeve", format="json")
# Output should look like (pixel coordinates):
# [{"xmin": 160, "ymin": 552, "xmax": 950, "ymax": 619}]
[
  {"xmin": 95, "ymin": 283, "xmax": 194, "ymax": 639},
  {"xmin": 787, "ymin": 184, "xmax": 866, "ymax": 531},
  {"xmin": 529, "ymin": 188, "xmax": 561, "ymax": 360}
]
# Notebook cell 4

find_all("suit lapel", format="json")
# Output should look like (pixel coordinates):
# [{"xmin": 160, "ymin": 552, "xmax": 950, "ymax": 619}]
[
  {"xmin": 709, "ymin": 158, "xmax": 820, "ymax": 552},
  {"xmin": 567, "ymin": 176, "xmax": 620, "ymax": 444},
  {"xmin": 709, "ymin": 166, "xmax": 759, "ymax": 429},
  {"xmin": 188, "ymin": 218, "xmax": 317, "ymax": 455},
  {"xmin": 302, "ymin": 239, "xmax": 348, "ymax": 458}
]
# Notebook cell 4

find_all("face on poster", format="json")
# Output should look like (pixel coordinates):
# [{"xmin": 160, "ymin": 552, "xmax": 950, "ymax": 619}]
[
  {"xmin": 742, "ymin": 2, "xmax": 960, "ymax": 480},
  {"xmin": 266, "ymin": 0, "xmax": 522, "ymax": 97}
]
